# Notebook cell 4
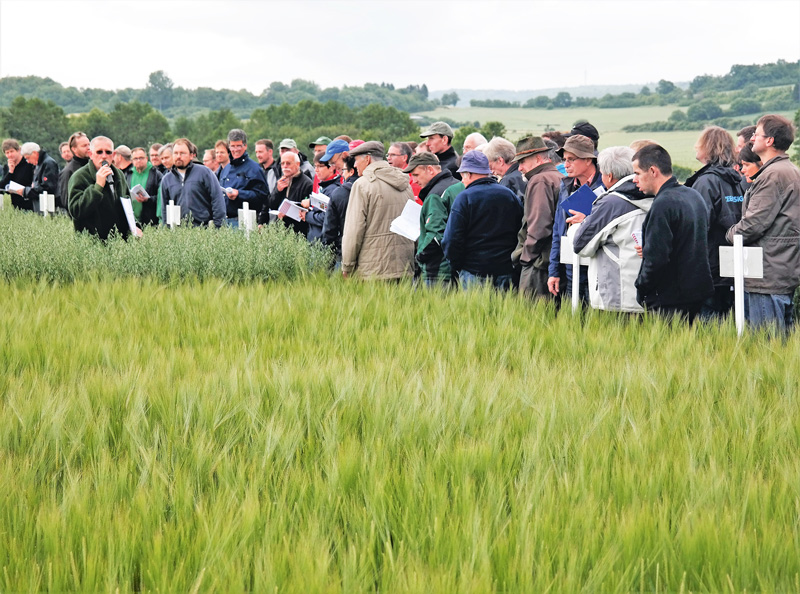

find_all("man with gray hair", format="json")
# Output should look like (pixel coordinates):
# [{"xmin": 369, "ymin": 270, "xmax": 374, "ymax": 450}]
[
  {"xmin": 342, "ymin": 141, "xmax": 414, "ymax": 279},
  {"xmin": 510, "ymin": 137, "xmax": 564, "ymax": 298},
  {"xmin": 218, "ymin": 128, "xmax": 269, "ymax": 227},
  {"xmin": 570, "ymin": 146, "xmax": 653, "ymax": 312},
  {"xmin": 68, "ymin": 136, "xmax": 134, "ymax": 239},
  {"xmin": 462, "ymin": 132, "xmax": 488, "ymax": 155},
  {"xmin": 485, "ymin": 137, "xmax": 525, "ymax": 202},
  {"xmin": 18, "ymin": 142, "xmax": 60, "ymax": 212},
  {"xmin": 261, "ymin": 151, "xmax": 313, "ymax": 236}
]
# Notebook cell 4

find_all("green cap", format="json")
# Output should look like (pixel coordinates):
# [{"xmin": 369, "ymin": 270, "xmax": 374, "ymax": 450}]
[
  {"xmin": 420, "ymin": 121, "xmax": 454, "ymax": 138},
  {"xmin": 308, "ymin": 136, "xmax": 332, "ymax": 149},
  {"xmin": 402, "ymin": 152, "xmax": 440, "ymax": 173}
]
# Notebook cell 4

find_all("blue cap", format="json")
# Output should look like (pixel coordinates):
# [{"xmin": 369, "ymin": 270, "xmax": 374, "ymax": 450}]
[
  {"xmin": 320, "ymin": 139, "xmax": 350, "ymax": 163},
  {"xmin": 457, "ymin": 150, "xmax": 491, "ymax": 175}
]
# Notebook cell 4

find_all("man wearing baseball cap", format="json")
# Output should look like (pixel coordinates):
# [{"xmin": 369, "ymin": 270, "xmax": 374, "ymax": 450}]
[
  {"xmin": 510, "ymin": 136, "xmax": 564, "ymax": 299},
  {"xmin": 403, "ymin": 152, "xmax": 460, "ymax": 285},
  {"xmin": 341, "ymin": 141, "xmax": 414, "ymax": 279},
  {"xmin": 547, "ymin": 134, "xmax": 605, "ymax": 301},
  {"xmin": 442, "ymin": 151, "xmax": 522, "ymax": 290},
  {"xmin": 420, "ymin": 121, "xmax": 460, "ymax": 180},
  {"xmin": 278, "ymin": 138, "xmax": 315, "ymax": 181}
]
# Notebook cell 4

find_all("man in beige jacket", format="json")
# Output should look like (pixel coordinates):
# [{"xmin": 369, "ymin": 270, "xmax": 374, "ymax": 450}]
[{"xmin": 341, "ymin": 141, "xmax": 414, "ymax": 279}]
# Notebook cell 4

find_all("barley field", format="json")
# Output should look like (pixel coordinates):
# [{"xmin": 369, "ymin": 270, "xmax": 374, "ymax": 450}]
[{"xmin": 1, "ymin": 210, "xmax": 799, "ymax": 592}]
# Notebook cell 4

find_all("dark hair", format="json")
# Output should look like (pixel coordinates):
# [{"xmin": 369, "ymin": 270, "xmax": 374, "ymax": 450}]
[
  {"xmin": 256, "ymin": 138, "xmax": 273, "ymax": 150},
  {"xmin": 738, "ymin": 144, "xmax": 762, "ymax": 166},
  {"xmin": 632, "ymin": 144, "xmax": 672, "ymax": 176},
  {"xmin": 737, "ymin": 125, "xmax": 756, "ymax": 140},
  {"xmin": 68, "ymin": 132, "xmax": 88, "ymax": 149},
  {"xmin": 149, "ymin": 143, "xmax": 163, "ymax": 153},
  {"xmin": 757, "ymin": 114, "xmax": 795, "ymax": 151},
  {"xmin": 313, "ymin": 153, "xmax": 330, "ymax": 166},
  {"xmin": 343, "ymin": 154, "xmax": 356, "ymax": 173},
  {"xmin": 1, "ymin": 138, "xmax": 20, "ymax": 152},
  {"xmin": 390, "ymin": 142, "xmax": 413, "ymax": 162},
  {"xmin": 541, "ymin": 131, "xmax": 566, "ymax": 149},
  {"xmin": 335, "ymin": 135, "xmax": 353, "ymax": 143}
]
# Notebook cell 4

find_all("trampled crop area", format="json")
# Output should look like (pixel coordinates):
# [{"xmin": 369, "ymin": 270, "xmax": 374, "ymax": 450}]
[{"xmin": 1, "ymin": 209, "xmax": 799, "ymax": 592}]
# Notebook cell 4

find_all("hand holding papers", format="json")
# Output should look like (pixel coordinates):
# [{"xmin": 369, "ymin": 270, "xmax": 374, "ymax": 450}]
[
  {"xmin": 277, "ymin": 199, "xmax": 308, "ymax": 222},
  {"xmin": 130, "ymin": 184, "xmax": 150, "ymax": 202},
  {"xmin": 390, "ymin": 199, "xmax": 422, "ymax": 242}
]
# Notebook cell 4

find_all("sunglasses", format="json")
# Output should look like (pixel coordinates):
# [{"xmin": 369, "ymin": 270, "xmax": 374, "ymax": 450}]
[{"xmin": 94, "ymin": 149, "xmax": 113, "ymax": 155}]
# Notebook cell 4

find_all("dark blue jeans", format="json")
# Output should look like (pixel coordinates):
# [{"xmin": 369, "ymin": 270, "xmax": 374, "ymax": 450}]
[
  {"xmin": 745, "ymin": 292, "xmax": 794, "ymax": 333},
  {"xmin": 458, "ymin": 270, "xmax": 513, "ymax": 291}
]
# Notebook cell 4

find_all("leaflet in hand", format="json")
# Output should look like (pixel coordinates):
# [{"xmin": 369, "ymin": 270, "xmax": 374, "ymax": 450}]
[
  {"xmin": 130, "ymin": 184, "xmax": 150, "ymax": 201},
  {"xmin": 4, "ymin": 181, "xmax": 24, "ymax": 192},
  {"xmin": 278, "ymin": 199, "xmax": 307, "ymax": 222},
  {"xmin": 390, "ymin": 199, "xmax": 422, "ymax": 242},
  {"xmin": 309, "ymin": 192, "xmax": 329, "ymax": 211},
  {"xmin": 120, "ymin": 197, "xmax": 138, "ymax": 234}
]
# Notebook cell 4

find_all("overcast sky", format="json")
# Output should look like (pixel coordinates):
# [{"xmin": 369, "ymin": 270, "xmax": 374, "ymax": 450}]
[{"xmin": 1, "ymin": 0, "xmax": 798, "ymax": 94}]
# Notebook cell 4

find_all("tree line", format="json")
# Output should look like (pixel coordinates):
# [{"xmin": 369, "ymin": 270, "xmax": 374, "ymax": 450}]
[
  {"xmin": 0, "ymin": 72, "xmax": 437, "ymax": 118},
  {"xmin": 0, "ymin": 97, "xmax": 419, "ymax": 166}
]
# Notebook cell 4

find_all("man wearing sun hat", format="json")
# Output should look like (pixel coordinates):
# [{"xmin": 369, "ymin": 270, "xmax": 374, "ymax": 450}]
[
  {"xmin": 510, "ymin": 136, "xmax": 565, "ymax": 299},
  {"xmin": 442, "ymin": 151, "xmax": 522, "ymax": 290},
  {"xmin": 547, "ymin": 134, "xmax": 605, "ymax": 300},
  {"xmin": 420, "ymin": 121, "xmax": 460, "ymax": 180}
]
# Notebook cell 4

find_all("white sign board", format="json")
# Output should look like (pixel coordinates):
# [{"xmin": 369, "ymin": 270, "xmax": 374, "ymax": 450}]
[
  {"xmin": 719, "ymin": 236, "xmax": 764, "ymax": 337},
  {"xmin": 238, "ymin": 201, "xmax": 257, "ymax": 234},
  {"xmin": 166, "ymin": 199, "xmax": 181, "ymax": 228},
  {"xmin": 39, "ymin": 192, "xmax": 56, "ymax": 216}
]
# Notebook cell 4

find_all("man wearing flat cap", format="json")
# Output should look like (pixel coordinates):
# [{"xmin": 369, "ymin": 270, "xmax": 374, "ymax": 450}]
[
  {"xmin": 341, "ymin": 141, "xmax": 414, "ymax": 279},
  {"xmin": 442, "ymin": 151, "xmax": 522, "ymax": 290},
  {"xmin": 547, "ymin": 134, "xmax": 605, "ymax": 300},
  {"xmin": 420, "ymin": 121, "xmax": 460, "ymax": 181},
  {"xmin": 404, "ymin": 152, "xmax": 460, "ymax": 285},
  {"xmin": 510, "ymin": 136, "xmax": 564, "ymax": 298}
]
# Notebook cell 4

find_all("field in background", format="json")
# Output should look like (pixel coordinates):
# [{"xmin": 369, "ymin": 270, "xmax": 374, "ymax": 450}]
[
  {"xmin": 417, "ymin": 106, "xmax": 797, "ymax": 168},
  {"xmin": 1, "ymin": 276, "xmax": 799, "ymax": 592}
]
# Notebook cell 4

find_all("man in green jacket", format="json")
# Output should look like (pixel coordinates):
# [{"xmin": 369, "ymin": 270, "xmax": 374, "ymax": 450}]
[
  {"xmin": 68, "ymin": 136, "xmax": 134, "ymax": 240},
  {"xmin": 404, "ymin": 152, "xmax": 460, "ymax": 286}
]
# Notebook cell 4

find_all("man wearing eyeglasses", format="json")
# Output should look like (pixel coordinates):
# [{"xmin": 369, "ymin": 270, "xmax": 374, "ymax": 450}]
[
  {"xmin": 68, "ymin": 136, "xmax": 133, "ymax": 240},
  {"xmin": 725, "ymin": 114, "xmax": 800, "ymax": 331},
  {"xmin": 218, "ymin": 128, "xmax": 269, "ymax": 228}
]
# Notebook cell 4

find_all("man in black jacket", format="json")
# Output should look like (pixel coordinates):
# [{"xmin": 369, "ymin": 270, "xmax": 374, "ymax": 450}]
[
  {"xmin": 59, "ymin": 132, "xmax": 91, "ymax": 213},
  {"xmin": 260, "ymin": 151, "xmax": 312, "ymax": 236},
  {"xmin": 633, "ymin": 144, "xmax": 713, "ymax": 322},
  {"xmin": 2, "ymin": 138, "xmax": 35, "ymax": 211},
  {"xmin": 420, "ymin": 121, "xmax": 460, "ymax": 181},
  {"xmin": 20, "ymin": 142, "xmax": 60, "ymax": 213}
]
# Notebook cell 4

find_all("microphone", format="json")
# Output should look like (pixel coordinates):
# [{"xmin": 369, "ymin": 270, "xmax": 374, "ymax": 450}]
[{"xmin": 101, "ymin": 160, "xmax": 114, "ymax": 184}]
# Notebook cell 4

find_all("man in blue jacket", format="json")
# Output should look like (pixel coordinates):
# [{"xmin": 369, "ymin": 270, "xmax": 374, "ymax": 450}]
[
  {"xmin": 161, "ymin": 138, "xmax": 226, "ymax": 228},
  {"xmin": 218, "ymin": 129, "xmax": 269, "ymax": 227},
  {"xmin": 442, "ymin": 151, "xmax": 522, "ymax": 290}
]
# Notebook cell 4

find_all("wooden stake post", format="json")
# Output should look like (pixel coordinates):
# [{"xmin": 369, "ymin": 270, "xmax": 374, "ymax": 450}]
[{"xmin": 719, "ymin": 235, "xmax": 763, "ymax": 336}]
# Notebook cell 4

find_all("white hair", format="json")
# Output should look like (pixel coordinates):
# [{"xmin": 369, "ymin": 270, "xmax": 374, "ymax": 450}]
[
  {"xmin": 281, "ymin": 152, "xmax": 300, "ymax": 164},
  {"xmin": 20, "ymin": 142, "xmax": 40, "ymax": 156},
  {"xmin": 464, "ymin": 132, "xmax": 488, "ymax": 148},
  {"xmin": 483, "ymin": 137, "xmax": 515, "ymax": 163},
  {"xmin": 597, "ymin": 146, "xmax": 635, "ymax": 180}
]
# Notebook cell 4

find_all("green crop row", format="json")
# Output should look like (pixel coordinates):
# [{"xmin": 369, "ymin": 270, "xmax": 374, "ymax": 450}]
[
  {"xmin": 0, "ymin": 276, "xmax": 798, "ymax": 592},
  {"xmin": 0, "ymin": 205, "xmax": 333, "ymax": 284}
]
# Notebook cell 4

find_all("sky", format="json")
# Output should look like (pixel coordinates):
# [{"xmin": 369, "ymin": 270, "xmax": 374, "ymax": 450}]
[{"xmin": 1, "ymin": 0, "xmax": 799, "ymax": 94}]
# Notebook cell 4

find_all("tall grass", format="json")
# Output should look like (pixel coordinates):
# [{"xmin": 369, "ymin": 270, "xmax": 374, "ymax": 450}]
[
  {"xmin": 0, "ymin": 206, "xmax": 332, "ymax": 283},
  {"xmin": 0, "ymin": 276, "xmax": 798, "ymax": 592}
]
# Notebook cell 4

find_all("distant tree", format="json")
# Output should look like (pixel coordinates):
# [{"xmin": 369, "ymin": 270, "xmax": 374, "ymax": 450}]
[
  {"xmin": 441, "ymin": 92, "xmax": 459, "ymax": 107},
  {"xmin": 686, "ymin": 99, "xmax": 723, "ymax": 121},
  {"xmin": 640, "ymin": 86, "xmax": 651, "ymax": 96},
  {"xmin": 668, "ymin": 109, "xmax": 688, "ymax": 122},
  {"xmin": 481, "ymin": 121, "xmax": 506, "ymax": 139},
  {"xmin": 107, "ymin": 101, "xmax": 170, "ymax": 147},
  {"xmin": 145, "ymin": 70, "xmax": 174, "ymax": 110},
  {"xmin": 524, "ymin": 95, "xmax": 551, "ymax": 109},
  {"xmin": 0, "ymin": 97, "xmax": 69, "ymax": 154},
  {"xmin": 69, "ymin": 108, "xmax": 112, "ymax": 140},
  {"xmin": 553, "ymin": 92, "xmax": 572, "ymax": 108},
  {"xmin": 656, "ymin": 79, "xmax": 677, "ymax": 95},
  {"xmin": 727, "ymin": 98, "xmax": 762, "ymax": 117}
]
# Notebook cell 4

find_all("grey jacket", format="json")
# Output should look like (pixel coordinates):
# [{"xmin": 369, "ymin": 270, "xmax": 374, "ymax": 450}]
[{"xmin": 725, "ymin": 154, "xmax": 800, "ymax": 294}]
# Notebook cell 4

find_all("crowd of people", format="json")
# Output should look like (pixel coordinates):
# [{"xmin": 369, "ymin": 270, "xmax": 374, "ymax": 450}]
[{"xmin": 2, "ymin": 113, "xmax": 799, "ymax": 331}]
